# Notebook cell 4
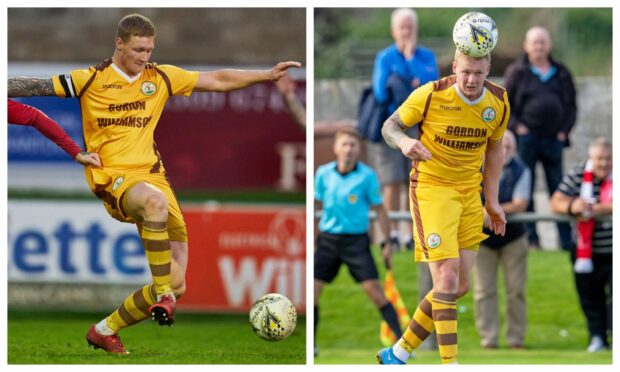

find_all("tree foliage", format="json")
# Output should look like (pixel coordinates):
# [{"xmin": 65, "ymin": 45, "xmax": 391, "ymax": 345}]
[{"xmin": 315, "ymin": 8, "xmax": 612, "ymax": 78}]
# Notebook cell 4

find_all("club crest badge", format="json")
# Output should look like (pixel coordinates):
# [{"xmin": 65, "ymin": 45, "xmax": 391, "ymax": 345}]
[
  {"xmin": 482, "ymin": 107, "xmax": 496, "ymax": 122},
  {"xmin": 112, "ymin": 176, "xmax": 124, "ymax": 191},
  {"xmin": 141, "ymin": 81, "xmax": 157, "ymax": 96},
  {"xmin": 348, "ymin": 194, "xmax": 358, "ymax": 204},
  {"xmin": 427, "ymin": 233, "xmax": 442, "ymax": 249}
]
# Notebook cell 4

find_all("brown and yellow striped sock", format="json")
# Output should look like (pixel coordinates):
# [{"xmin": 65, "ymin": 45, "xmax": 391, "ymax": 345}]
[
  {"xmin": 106, "ymin": 284, "xmax": 157, "ymax": 333},
  {"xmin": 392, "ymin": 291, "xmax": 435, "ymax": 362},
  {"xmin": 398, "ymin": 291, "xmax": 435, "ymax": 352},
  {"xmin": 432, "ymin": 292, "xmax": 458, "ymax": 364},
  {"xmin": 140, "ymin": 221, "xmax": 172, "ymax": 297}
]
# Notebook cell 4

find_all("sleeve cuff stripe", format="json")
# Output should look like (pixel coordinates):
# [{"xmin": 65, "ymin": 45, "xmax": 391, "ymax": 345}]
[{"xmin": 58, "ymin": 73, "xmax": 76, "ymax": 98}]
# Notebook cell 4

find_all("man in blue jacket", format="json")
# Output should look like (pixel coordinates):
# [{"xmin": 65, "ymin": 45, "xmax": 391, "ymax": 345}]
[{"xmin": 371, "ymin": 8, "xmax": 438, "ymax": 248}]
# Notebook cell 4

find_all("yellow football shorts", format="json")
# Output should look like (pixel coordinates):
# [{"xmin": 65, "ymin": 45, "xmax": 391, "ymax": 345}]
[
  {"xmin": 409, "ymin": 182, "xmax": 487, "ymax": 262},
  {"xmin": 85, "ymin": 167, "xmax": 188, "ymax": 242}
]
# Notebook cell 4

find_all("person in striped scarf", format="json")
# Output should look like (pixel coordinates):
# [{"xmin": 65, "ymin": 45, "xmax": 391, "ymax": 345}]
[{"xmin": 551, "ymin": 137, "xmax": 612, "ymax": 352}]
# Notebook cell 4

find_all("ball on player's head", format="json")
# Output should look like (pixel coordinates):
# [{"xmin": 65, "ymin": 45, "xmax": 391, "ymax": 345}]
[
  {"xmin": 249, "ymin": 293, "xmax": 297, "ymax": 341},
  {"xmin": 453, "ymin": 12, "xmax": 498, "ymax": 58}
]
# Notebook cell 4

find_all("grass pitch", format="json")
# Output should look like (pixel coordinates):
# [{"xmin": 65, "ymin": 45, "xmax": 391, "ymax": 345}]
[
  {"xmin": 8, "ymin": 311, "xmax": 305, "ymax": 364},
  {"xmin": 315, "ymin": 248, "xmax": 612, "ymax": 364}
]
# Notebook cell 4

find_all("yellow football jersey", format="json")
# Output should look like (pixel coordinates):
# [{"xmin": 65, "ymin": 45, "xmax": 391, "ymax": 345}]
[
  {"xmin": 52, "ymin": 59, "xmax": 199, "ymax": 171},
  {"xmin": 397, "ymin": 75, "xmax": 510, "ymax": 188}
]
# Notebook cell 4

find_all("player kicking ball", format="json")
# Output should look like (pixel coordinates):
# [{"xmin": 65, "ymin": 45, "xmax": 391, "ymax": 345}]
[
  {"xmin": 376, "ymin": 13, "xmax": 508, "ymax": 364},
  {"xmin": 8, "ymin": 13, "xmax": 300, "ymax": 354}
]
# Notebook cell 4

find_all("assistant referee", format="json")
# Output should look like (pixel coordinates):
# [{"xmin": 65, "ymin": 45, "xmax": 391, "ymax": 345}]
[{"xmin": 314, "ymin": 127, "xmax": 402, "ymax": 356}]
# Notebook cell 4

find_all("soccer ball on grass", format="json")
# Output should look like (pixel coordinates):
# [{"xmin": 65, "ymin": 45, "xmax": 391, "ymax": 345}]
[
  {"xmin": 249, "ymin": 293, "xmax": 297, "ymax": 341},
  {"xmin": 453, "ymin": 12, "xmax": 498, "ymax": 57}
]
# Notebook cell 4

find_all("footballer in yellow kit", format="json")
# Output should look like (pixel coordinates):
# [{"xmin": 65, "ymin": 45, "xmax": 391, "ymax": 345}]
[
  {"xmin": 9, "ymin": 13, "xmax": 301, "ymax": 354},
  {"xmin": 397, "ymin": 74, "xmax": 509, "ymax": 262},
  {"xmin": 52, "ymin": 61, "xmax": 198, "ymax": 241}
]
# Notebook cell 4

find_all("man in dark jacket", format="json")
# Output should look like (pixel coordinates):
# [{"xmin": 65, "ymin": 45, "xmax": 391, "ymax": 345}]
[
  {"xmin": 503, "ymin": 26, "xmax": 577, "ymax": 250},
  {"xmin": 473, "ymin": 130, "xmax": 531, "ymax": 349}
]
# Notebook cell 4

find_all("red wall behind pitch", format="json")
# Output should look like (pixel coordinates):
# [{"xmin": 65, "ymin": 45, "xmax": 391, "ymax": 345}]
[
  {"xmin": 155, "ymin": 81, "xmax": 306, "ymax": 191},
  {"xmin": 179, "ymin": 205, "xmax": 306, "ymax": 313}
]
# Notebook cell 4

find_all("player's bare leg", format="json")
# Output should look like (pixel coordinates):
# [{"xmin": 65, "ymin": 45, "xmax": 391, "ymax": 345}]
[
  {"xmin": 456, "ymin": 249, "xmax": 477, "ymax": 299},
  {"xmin": 123, "ymin": 182, "xmax": 176, "ymax": 325},
  {"xmin": 86, "ymin": 182, "xmax": 183, "ymax": 352}
]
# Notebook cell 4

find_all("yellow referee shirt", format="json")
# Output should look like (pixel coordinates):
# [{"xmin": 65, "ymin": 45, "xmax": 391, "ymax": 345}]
[
  {"xmin": 52, "ymin": 59, "xmax": 199, "ymax": 171},
  {"xmin": 397, "ymin": 75, "xmax": 510, "ymax": 188}
]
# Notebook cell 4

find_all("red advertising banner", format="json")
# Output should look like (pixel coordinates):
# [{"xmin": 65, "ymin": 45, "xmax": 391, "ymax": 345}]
[
  {"xmin": 180, "ymin": 205, "xmax": 305, "ymax": 313},
  {"xmin": 155, "ymin": 81, "xmax": 306, "ymax": 191}
]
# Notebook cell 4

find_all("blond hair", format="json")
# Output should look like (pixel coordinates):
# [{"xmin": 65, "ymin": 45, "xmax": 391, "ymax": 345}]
[
  {"xmin": 116, "ymin": 14, "xmax": 156, "ymax": 42},
  {"xmin": 454, "ymin": 49, "xmax": 492, "ymax": 63}
]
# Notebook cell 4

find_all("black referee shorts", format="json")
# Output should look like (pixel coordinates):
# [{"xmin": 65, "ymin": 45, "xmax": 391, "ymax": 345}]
[{"xmin": 314, "ymin": 232, "xmax": 379, "ymax": 283}]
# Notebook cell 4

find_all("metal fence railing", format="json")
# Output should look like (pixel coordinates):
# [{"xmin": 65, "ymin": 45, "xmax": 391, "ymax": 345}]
[{"xmin": 315, "ymin": 211, "xmax": 612, "ymax": 223}]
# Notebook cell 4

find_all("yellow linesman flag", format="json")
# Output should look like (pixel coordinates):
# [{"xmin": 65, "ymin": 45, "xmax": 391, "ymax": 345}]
[{"xmin": 380, "ymin": 269, "xmax": 411, "ymax": 346}]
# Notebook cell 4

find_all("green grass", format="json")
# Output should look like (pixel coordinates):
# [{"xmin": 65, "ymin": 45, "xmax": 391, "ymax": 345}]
[
  {"xmin": 315, "ymin": 248, "xmax": 612, "ymax": 364},
  {"xmin": 8, "ymin": 311, "xmax": 305, "ymax": 364},
  {"xmin": 8, "ymin": 189, "xmax": 305, "ymax": 204}
]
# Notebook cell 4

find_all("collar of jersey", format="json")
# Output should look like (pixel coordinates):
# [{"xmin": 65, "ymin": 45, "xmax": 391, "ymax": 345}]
[
  {"xmin": 334, "ymin": 161, "xmax": 359, "ymax": 176},
  {"xmin": 111, "ymin": 63, "xmax": 142, "ymax": 83},
  {"xmin": 452, "ymin": 83, "xmax": 486, "ymax": 106}
]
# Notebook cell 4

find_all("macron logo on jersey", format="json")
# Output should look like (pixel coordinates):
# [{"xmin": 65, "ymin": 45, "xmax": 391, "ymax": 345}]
[
  {"xmin": 102, "ymin": 84, "xmax": 122, "ymax": 90},
  {"xmin": 440, "ymin": 105, "xmax": 462, "ymax": 111}
]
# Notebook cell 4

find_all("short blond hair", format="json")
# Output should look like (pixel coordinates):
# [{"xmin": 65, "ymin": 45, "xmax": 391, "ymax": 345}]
[
  {"xmin": 454, "ymin": 49, "xmax": 492, "ymax": 63},
  {"xmin": 116, "ymin": 14, "xmax": 156, "ymax": 42}
]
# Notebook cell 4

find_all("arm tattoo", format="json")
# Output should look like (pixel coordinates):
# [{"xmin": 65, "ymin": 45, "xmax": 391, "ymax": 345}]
[
  {"xmin": 8, "ymin": 77, "xmax": 56, "ymax": 97},
  {"xmin": 381, "ymin": 111, "xmax": 409, "ymax": 149}
]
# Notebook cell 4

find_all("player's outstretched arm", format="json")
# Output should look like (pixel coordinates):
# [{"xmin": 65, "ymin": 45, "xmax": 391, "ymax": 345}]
[
  {"xmin": 8, "ymin": 77, "xmax": 56, "ymax": 97},
  {"xmin": 194, "ymin": 61, "xmax": 302, "ymax": 92},
  {"xmin": 483, "ymin": 138, "xmax": 507, "ymax": 236},
  {"xmin": 382, "ymin": 111, "xmax": 431, "ymax": 161}
]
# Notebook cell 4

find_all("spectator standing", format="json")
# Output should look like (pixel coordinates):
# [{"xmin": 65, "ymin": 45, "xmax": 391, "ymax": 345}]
[
  {"xmin": 473, "ymin": 130, "xmax": 531, "ymax": 349},
  {"xmin": 371, "ymin": 8, "xmax": 438, "ymax": 248},
  {"xmin": 503, "ymin": 26, "xmax": 577, "ymax": 250},
  {"xmin": 550, "ymin": 137, "xmax": 612, "ymax": 352}
]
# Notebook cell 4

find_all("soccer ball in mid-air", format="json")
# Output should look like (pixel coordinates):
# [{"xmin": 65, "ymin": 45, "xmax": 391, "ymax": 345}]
[
  {"xmin": 453, "ymin": 12, "xmax": 498, "ymax": 57},
  {"xmin": 249, "ymin": 293, "xmax": 297, "ymax": 341}
]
